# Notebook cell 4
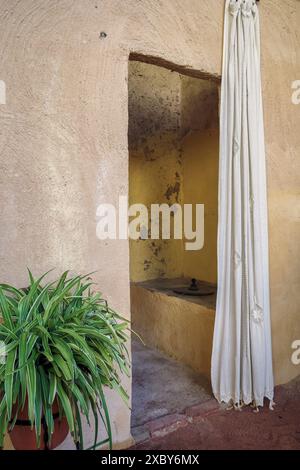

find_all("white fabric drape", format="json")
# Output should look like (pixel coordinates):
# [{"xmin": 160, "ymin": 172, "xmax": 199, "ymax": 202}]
[{"xmin": 211, "ymin": 0, "xmax": 274, "ymax": 408}]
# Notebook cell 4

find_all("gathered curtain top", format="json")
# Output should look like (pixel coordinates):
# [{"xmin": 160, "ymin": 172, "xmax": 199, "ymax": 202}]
[{"xmin": 229, "ymin": 0, "xmax": 258, "ymax": 18}]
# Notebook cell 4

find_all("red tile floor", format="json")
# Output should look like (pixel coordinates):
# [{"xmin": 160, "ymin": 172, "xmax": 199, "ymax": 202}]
[{"xmin": 131, "ymin": 377, "xmax": 300, "ymax": 450}]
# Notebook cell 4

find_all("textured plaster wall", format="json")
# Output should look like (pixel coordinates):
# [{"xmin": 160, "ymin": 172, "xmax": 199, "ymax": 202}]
[
  {"xmin": 129, "ymin": 62, "xmax": 219, "ymax": 283},
  {"xmin": 181, "ymin": 76, "xmax": 219, "ymax": 283},
  {"xmin": 0, "ymin": 0, "xmax": 299, "ymax": 448},
  {"xmin": 129, "ymin": 61, "xmax": 184, "ymax": 281}
]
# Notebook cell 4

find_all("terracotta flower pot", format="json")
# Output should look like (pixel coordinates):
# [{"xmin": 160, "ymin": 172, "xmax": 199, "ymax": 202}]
[{"xmin": 9, "ymin": 399, "xmax": 69, "ymax": 450}]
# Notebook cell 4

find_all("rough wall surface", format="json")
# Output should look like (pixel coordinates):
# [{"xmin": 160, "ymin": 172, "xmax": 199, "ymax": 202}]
[
  {"xmin": 129, "ymin": 61, "xmax": 184, "ymax": 281},
  {"xmin": 0, "ymin": 0, "xmax": 299, "ymax": 447},
  {"xmin": 129, "ymin": 61, "xmax": 219, "ymax": 282}
]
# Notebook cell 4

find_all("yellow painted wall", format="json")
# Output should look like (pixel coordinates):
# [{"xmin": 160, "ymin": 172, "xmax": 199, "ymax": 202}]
[
  {"xmin": 129, "ymin": 62, "xmax": 184, "ymax": 281},
  {"xmin": 129, "ymin": 132, "xmax": 184, "ymax": 281},
  {"xmin": 129, "ymin": 63, "xmax": 219, "ymax": 283},
  {"xmin": 182, "ymin": 129, "xmax": 219, "ymax": 284}
]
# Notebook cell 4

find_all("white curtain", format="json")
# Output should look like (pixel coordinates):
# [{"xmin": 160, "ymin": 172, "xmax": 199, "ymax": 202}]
[{"xmin": 211, "ymin": 0, "xmax": 274, "ymax": 409}]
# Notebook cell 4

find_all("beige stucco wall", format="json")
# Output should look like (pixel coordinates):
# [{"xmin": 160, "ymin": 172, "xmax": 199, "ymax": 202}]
[{"xmin": 0, "ymin": 0, "xmax": 299, "ymax": 448}]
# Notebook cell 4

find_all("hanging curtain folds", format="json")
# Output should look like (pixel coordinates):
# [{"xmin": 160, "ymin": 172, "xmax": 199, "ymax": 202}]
[{"xmin": 211, "ymin": 0, "xmax": 274, "ymax": 409}]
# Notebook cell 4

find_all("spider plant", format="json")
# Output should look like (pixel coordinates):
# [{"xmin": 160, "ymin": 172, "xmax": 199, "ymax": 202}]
[{"xmin": 0, "ymin": 270, "xmax": 130, "ymax": 449}]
